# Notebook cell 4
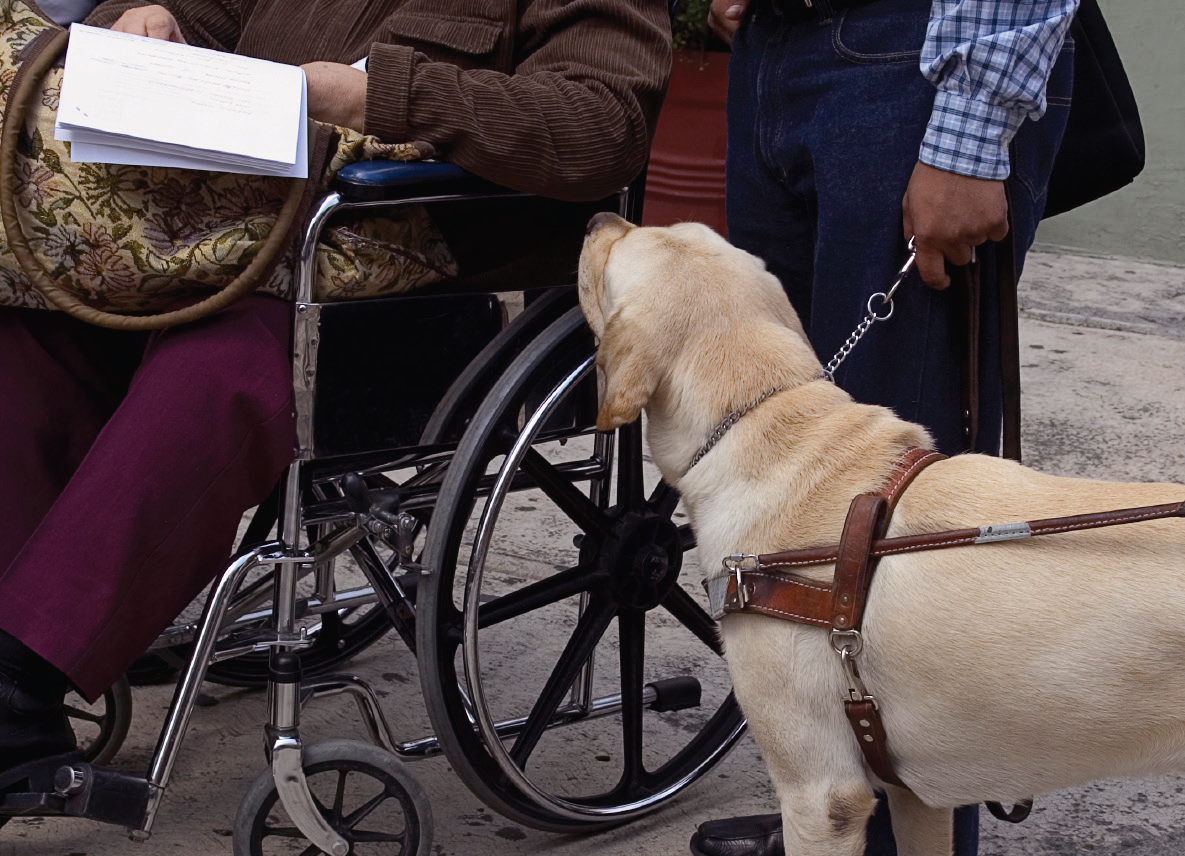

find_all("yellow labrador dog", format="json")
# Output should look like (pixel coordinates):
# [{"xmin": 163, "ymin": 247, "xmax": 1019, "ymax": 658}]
[{"xmin": 578, "ymin": 212, "xmax": 1185, "ymax": 856}]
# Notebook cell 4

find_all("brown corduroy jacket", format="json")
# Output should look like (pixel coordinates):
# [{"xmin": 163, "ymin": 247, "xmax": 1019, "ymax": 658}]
[{"xmin": 85, "ymin": 0, "xmax": 672, "ymax": 201}]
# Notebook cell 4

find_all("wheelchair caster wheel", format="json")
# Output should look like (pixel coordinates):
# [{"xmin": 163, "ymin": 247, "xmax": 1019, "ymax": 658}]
[
  {"xmin": 233, "ymin": 739, "xmax": 432, "ymax": 856},
  {"xmin": 65, "ymin": 674, "xmax": 133, "ymax": 766}
]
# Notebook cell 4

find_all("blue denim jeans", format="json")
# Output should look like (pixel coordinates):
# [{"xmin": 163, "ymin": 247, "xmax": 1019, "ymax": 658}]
[
  {"xmin": 725, "ymin": 0, "xmax": 1073, "ymax": 853},
  {"xmin": 727, "ymin": 0, "xmax": 1073, "ymax": 457}
]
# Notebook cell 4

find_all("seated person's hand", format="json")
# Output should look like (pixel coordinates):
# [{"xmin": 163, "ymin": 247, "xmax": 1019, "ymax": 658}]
[
  {"xmin": 302, "ymin": 61, "xmax": 367, "ymax": 133},
  {"xmin": 110, "ymin": 5, "xmax": 186, "ymax": 43}
]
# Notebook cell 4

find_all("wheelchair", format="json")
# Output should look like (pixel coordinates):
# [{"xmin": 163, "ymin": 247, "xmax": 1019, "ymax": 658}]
[{"xmin": 0, "ymin": 159, "xmax": 746, "ymax": 855}]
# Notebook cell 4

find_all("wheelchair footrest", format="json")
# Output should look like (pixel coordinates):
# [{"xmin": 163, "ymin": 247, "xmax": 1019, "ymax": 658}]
[
  {"xmin": 0, "ymin": 761, "xmax": 152, "ymax": 829},
  {"xmin": 645, "ymin": 676, "xmax": 702, "ymax": 712}
]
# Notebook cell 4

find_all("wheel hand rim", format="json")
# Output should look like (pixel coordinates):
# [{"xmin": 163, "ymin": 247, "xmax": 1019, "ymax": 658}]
[{"xmin": 459, "ymin": 355, "xmax": 744, "ymax": 821}]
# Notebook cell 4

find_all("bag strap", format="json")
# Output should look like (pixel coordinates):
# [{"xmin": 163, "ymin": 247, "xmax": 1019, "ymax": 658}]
[{"xmin": 0, "ymin": 27, "xmax": 308, "ymax": 330}]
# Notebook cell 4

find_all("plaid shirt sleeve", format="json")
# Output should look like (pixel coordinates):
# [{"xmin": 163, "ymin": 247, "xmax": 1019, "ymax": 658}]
[{"xmin": 919, "ymin": 0, "xmax": 1078, "ymax": 180}]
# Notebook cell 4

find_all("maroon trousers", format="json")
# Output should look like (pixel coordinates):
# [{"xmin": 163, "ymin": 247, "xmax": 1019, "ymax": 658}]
[{"xmin": 0, "ymin": 296, "xmax": 295, "ymax": 700}]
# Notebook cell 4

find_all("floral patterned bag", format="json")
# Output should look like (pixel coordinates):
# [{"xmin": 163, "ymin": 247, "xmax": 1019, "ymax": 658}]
[{"xmin": 0, "ymin": 0, "xmax": 458, "ymax": 329}]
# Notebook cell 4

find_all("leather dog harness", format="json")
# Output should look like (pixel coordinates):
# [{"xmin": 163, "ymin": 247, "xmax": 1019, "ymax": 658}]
[{"xmin": 706, "ymin": 448, "xmax": 1185, "ymax": 789}]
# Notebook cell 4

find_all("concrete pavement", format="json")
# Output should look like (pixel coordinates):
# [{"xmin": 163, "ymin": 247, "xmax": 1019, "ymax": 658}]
[{"xmin": 6, "ymin": 250, "xmax": 1185, "ymax": 856}]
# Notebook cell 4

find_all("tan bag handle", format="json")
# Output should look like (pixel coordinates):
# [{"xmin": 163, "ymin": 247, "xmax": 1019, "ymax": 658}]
[{"xmin": 0, "ymin": 27, "xmax": 309, "ymax": 330}]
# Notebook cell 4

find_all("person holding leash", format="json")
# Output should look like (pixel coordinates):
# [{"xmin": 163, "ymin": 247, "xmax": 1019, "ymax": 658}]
[{"xmin": 690, "ymin": 1, "xmax": 1077, "ymax": 855}]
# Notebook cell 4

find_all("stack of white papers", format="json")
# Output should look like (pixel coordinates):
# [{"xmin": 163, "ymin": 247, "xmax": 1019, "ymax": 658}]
[{"xmin": 55, "ymin": 24, "xmax": 308, "ymax": 178}]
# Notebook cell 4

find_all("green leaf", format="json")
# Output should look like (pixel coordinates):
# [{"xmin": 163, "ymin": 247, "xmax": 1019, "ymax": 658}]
[{"xmin": 31, "ymin": 208, "xmax": 57, "ymax": 227}]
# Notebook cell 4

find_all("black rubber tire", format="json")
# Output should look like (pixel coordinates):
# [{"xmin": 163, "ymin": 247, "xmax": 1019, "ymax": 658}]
[
  {"xmin": 416, "ymin": 306, "xmax": 745, "ymax": 832},
  {"xmin": 233, "ymin": 739, "xmax": 432, "ymax": 856},
  {"xmin": 65, "ymin": 674, "xmax": 133, "ymax": 766}
]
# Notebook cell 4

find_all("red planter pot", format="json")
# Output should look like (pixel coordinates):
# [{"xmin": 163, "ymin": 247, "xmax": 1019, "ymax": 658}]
[{"xmin": 643, "ymin": 49, "xmax": 730, "ymax": 237}]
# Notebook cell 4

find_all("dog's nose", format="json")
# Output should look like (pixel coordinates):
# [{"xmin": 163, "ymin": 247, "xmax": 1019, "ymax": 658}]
[{"xmin": 586, "ymin": 210, "xmax": 621, "ymax": 236}]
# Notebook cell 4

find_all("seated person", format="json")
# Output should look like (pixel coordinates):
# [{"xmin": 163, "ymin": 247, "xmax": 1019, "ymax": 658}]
[{"xmin": 0, "ymin": 0, "xmax": 670, "ymax": 777}]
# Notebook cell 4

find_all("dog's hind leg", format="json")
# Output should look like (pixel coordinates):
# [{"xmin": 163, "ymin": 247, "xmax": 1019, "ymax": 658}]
[{"xmin": 883, "ymin": 787, "xmax": 954, "ymax": 856}]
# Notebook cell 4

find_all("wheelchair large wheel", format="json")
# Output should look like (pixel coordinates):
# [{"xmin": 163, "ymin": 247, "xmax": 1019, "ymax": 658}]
[
  {"xmin": 233, "ymin": 739, "xmax": 431, "ymax": 856},
  {"xmin": 417, "ymin": 306, "xmax": 745, "ymax": 832}
]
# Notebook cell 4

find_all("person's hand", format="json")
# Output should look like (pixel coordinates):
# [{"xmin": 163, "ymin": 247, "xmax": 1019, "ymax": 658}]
[
  {"xmin": 302, "ymin": 62, "xmax": 367, "ymax": 132},
  {"xmin": 901, "ymin": 161, "xmax": 1009, "ymax": 290},
  {"xmin": 708, "ymin": 0, "xmax": 749, "ymax": 43},
  {"xmin": 110, "ymin": 6, "xmax": 186, "ymax": 43}
]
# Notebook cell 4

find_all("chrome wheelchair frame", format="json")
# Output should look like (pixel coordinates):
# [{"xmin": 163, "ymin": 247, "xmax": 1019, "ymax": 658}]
[{"xmin": 0, "ymin": 161, "xmax": 746, "ymax": 856}]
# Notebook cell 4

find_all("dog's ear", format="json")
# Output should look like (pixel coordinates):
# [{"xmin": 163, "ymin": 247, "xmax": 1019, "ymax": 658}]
[{"xmin": 595, "ymin": 310, "xmax": 659, "ymax": 430}]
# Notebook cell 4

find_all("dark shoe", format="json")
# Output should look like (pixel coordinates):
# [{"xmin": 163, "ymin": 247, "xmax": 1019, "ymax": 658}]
[
  {"xmin": 0, "ymin": 678, "xmax": 76, "ymax": 774},
  {"xmin": 690, "ymin": 813, "xmax": 784, "ymax": 856}
]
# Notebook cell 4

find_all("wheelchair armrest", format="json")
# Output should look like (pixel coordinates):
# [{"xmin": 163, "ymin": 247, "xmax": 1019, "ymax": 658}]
[{"xmin": 335, "ymin": 161, "xmax": 515, "ymax": 202}]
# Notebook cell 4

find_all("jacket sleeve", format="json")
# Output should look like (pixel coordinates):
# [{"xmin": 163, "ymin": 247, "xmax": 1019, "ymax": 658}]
[
  {"xmin": 919, "ymin": 0, "xmax": 1078, "ymax": 180},
  {"xmin": 85, "ymin": 0, "xmax": 241, "ymax": 53},
  {"xmin": 364, "ymin": 0, "xmax": 672, "ymax": 201}
]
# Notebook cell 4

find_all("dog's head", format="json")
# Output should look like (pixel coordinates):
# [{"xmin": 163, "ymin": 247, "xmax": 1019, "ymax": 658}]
[{"xmin": 578, "ymin": 213, "xmax": 820, "ymax": 432}]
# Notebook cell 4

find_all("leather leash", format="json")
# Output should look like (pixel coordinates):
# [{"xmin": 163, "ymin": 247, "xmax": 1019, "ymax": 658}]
[
  {"xmin": 997, "ymin": 186, "xmax": 1023, "ymax": 462},
  {"xmin": 709, "ymin": 448, "xmax": 1185, "ymax": 789},
  {"xmin": 957, "ymin": 190, "xmax": 1021, "ymax": 461}
]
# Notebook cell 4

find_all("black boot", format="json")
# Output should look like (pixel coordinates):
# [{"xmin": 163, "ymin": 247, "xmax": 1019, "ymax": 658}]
[
  {"xmin": 0, "ymin": 679, "xmax": 76, "ymax": 773},
  {"xmin": 0, "ymin": 631, "xmax": 75, "ymax": 776},
  {"xmin": 690, "ymin": 813, "xmax": 784, "ymax": 856}
]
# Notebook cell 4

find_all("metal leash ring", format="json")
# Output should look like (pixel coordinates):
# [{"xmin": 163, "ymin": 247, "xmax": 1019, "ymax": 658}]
[
  {"xmin": 822, "ymin": 238, "xmax": 918, "ymax": 382},
  {"xmin": 866, "ymin": 291, "xmax": 894, "ymax": 322}
]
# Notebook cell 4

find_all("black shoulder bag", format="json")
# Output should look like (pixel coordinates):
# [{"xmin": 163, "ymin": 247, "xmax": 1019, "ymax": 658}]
[{"xmin": 1043, "ymin": 0, "xmax": 1145, "ymax": 218}]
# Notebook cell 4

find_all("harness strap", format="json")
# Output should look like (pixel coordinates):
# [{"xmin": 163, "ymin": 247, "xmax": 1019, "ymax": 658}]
[
  {"xmin": 718, "ymin": 448, "xmax": 945, "ymax": 623},
  {"xmin": 715, "ymin": 447, "xmax": 1185, "ymax": 793},
  {"xmin": 719, "ymin": 448, "xmax": 943, "ymax": 788},
  {"xmin": 831, "ymin": 492, "xmax": 904, "ymax": 786},
  {"xmin": 845, "ymin": 698, "xmax": 902, "ymax": 788},
  {"xmin": 830, "ymin": 493, "xmax": 888, "ymax": 633}
]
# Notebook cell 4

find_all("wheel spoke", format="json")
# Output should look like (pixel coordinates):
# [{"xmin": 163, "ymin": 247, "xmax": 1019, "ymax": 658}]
[
  {"xmin": 261, "ymin": 824, "xmax": 306, "ymax": 839},
  {"xmin": 339, "ymin": 787, "xmax": 390, "ymax": 830},
  {"xmin": 678, "ymin": 522, "xmax": 696, "ymax": 551},
  {"xmin": 509, "ymin": 595, "xmax": 617, "ymax": 768},
  {"xmin": 331, "ymin": 770, "xmax": 347, "ymax": 823},
  {"xmin": 520, "ymin": 448, "xmax": 613, "ymax": 537},
  {"xmin": 616, "ymin": 422, "xmax": 646, "ymax": 510},
  {"xmin": 309, "ymin": 791, "xmax": 330, "ymax": 817},
  {"xmin": 63, "ymin": 705, "xmax": 104, "ymax": 725},
  {"xmin": 661, "ymin": 585, "xmax": 723, "ymax": 655},
  {"xmin": 477, "ymin": 563, "xmax": 608, "ymax": 629},
  {"xmin": 618, "ymin": 607, "xmax": 646, "ymax": 785},
  {"xmin": 647, "ymin": 689, "xmax": 746, "ymax": 784},
  {"xmin": 348, "ymin": 828, "xmax": 408, "ymax": 843},
  {"xmin": 648, "ymin": 480, "xmax": 680, "ymax": 519}
]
